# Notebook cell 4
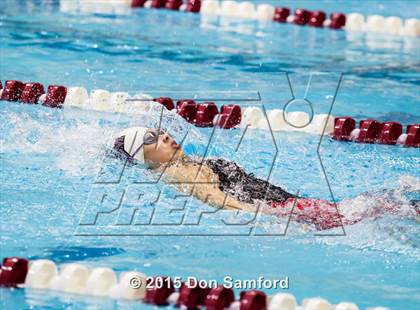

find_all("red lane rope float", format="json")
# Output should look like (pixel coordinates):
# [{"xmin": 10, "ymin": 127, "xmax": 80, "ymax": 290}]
[
  {"xmin": 332, "ymin": 117, "xmax": 356, "ymax": 141},
  {"xmin": 378, "ymin": 122, "xmax": 403, "ymax": 145},
  {"xmin": 406, "ymin": 124, "xmax": 420, "ymax": 147},
  {"xmin": 155, "ymin": 96, "xmax": 241, "ymax": 129},
  {"xmin": 144, "ymin": 277, "xmax": 175, "ymax": 306},
  {"xmin": 44, "ymin": 85, "xmax": 67, "ymax": 108},
  {"xmin": 330, "ymin": 13, "xmax": 347, "ymax": 29},
  {"xmin": 153, "ymin": 96, "xmax": 174, "ymax": 110},
  {"xmin": 132, "ymin": 0, "xmax": 201, "ymax": 13},
  {"xmin": 205, "ymin": 285, "xmax": 235, "ymax": 310},
  {"xmin": 240, "ymin": 290, "xmax": 267, "ymax": 310},
  {"xmin": 293, "ymin": 8, "xmax": 312, "ymax": 26},
  {"xmin": 357, "ymin": 119, "xmax": 384, "ymax": 143},
  {"xmin": 176, "ymin": 99, "xmax": 198, "ymax": 123},
  {"xmin": 273, "ymin": 7, "xmax": 290, "ymax": 23},
  {"xmin": 308, "ymin": 11, "xmax": 327, "ymax": 28},
  {"xmin": 217, "ymin": 105, "xmax": 242, "ymax": 129},
  {"xmin": 165, "ymin": 0, "xmax": 183, "ymax": 11},
  {"xmin": 177, "ymin": 284, "xmax": 211, "ymax": 308},
  {"xmin": 131, "ymin": 0, "xmax": 148, "ymax": 8},
  {"xmin": 151, "ymin": 0, "xmax": 166, "ymax": 9},
  {"xmin": 0, "ymin": 80, "xmax": 66, "ymax": 108},
  {"xmin": 195, "ymin": 102, "xmax": 219, "ymax": 127},
  {"xmin": 0, "ymin": 257, "xmax": 29, "ymax": 288},
  {"xmin": 1, "ymin": 80, "xmax": 25, "ymax": 101},
  {"xmin": 21, "ymin": 82, "xmax": 45, "ymax": 104},
  {"xmin": 333, "ymin": 117, "xmax": 419, "ymax": 147},
  {"xmin": 187, "ymin": 0, "xmax": 201, "ymax": 13}
]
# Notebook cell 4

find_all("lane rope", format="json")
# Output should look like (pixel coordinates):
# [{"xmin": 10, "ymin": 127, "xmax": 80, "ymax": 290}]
[
  {"xmin": 1, "ymin": 79, "xmax": 418, "ymax": 147},
  {"xmin": 0, "ymin": 256, "xmax": 390, "ymax": 310},
  {"xmin": 59, "ymin": 0, "xmax": 420, "ymax": 37}
]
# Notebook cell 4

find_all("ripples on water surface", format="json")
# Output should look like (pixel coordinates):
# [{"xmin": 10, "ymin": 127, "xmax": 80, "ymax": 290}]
[{"xmin": 1, "ymin": 0, "xmax": 419, "ymax": 309}]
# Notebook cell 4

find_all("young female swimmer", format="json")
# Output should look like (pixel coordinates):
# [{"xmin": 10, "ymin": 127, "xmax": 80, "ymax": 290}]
[{"xmin": 113, "ymin": 127, "xmax": 417, "ymax": 230}]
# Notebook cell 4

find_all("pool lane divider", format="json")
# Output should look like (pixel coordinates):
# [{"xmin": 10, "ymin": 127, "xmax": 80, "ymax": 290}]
[
  {"xmin": 332, "ymin": 117, "xmax": 419, "ymax": 147},
  {"xmin": 0, "ymin": 80, "xmax": 66, "ymax": 108},
  {"xmin": 124, "ymin": 0, "xmax": 420, "ymax": 37},
  {"xmin": 0, "ymin": 256, "xmax": 389, "ymax": 310},
  {"xmin": 1, "ymin": 79, "xmax": 418, "ymax": 147}
]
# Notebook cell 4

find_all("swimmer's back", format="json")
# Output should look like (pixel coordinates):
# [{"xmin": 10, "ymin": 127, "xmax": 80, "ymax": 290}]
[{"xmin": 205, "ymin": 158, "xmax": 298, "ymax": 205}]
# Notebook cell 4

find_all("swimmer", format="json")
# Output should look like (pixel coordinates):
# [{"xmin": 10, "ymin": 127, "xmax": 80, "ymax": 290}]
[{"xmin": 113, "ymin": 127, "xmax": 418, "ymax": 230}]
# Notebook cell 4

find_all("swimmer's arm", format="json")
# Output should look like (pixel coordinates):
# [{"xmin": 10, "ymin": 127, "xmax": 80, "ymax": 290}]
[
  {"xmin": 162, "ymin": 162, "xmax": 255, "ymax": 212},
  {"xmin": 192, "ymin": 184, "xmax": 254, "ymax": 212}
]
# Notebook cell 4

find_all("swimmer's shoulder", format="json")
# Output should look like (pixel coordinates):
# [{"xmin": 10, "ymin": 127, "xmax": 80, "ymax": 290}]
[
  {"xmin": 159, "ymin": 156, "xmax": 219, "ymax": 183},
  {"xmin": 156, "ymin": 156, "xmax": 199, "ymax": 176}
]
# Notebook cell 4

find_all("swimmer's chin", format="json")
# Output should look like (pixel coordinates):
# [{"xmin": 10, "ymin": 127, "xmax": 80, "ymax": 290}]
[
  {"xmin": 169, "ymin": 148, "xmax": 184, "ymax": 161},
  {"xmin": 146, "ymin": 149, "xmax": 185, "ymax": 169}
]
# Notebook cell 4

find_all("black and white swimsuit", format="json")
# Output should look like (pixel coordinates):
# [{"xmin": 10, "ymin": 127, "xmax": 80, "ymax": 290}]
[{"xmin": 204, "ymin": 158, "xmax": 298, "ymax": 204}]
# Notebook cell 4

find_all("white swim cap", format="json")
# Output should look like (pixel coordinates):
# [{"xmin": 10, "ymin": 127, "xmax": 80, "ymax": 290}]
[{"xmin": 118, "ymin": 127, "xmax": 149, "ymax": 164}]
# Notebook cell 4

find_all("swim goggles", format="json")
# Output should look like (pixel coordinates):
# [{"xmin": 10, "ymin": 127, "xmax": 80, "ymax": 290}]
[{"xmin": 143, "ymin": 129, "xmax": 165, "ymax": 145}]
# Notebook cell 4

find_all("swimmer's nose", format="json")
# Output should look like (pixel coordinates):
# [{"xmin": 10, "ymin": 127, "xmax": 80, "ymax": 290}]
[
  {"xmin": 162, "ymin": 133, "xmax": 180, "ymax": 149},
  {"xmin": 171, "ymin": 141, "xmax": 180, "ymax": 149}
]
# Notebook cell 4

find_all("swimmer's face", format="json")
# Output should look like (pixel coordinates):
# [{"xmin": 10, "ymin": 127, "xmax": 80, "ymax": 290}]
[{"xmin": 143, "ymin": 129, "xmax": 183, "ymax": 166}]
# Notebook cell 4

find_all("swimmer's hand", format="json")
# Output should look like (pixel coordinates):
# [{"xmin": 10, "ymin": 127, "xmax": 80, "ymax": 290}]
[{"xmin": 205, "ymin": 190, "xmax": 256, "ymax": 213}]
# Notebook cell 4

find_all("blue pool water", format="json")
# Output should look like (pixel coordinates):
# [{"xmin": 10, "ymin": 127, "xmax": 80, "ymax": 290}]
[{"xmin": 1, "ymin": 1, "xmax": 419, "ymax": 309}]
